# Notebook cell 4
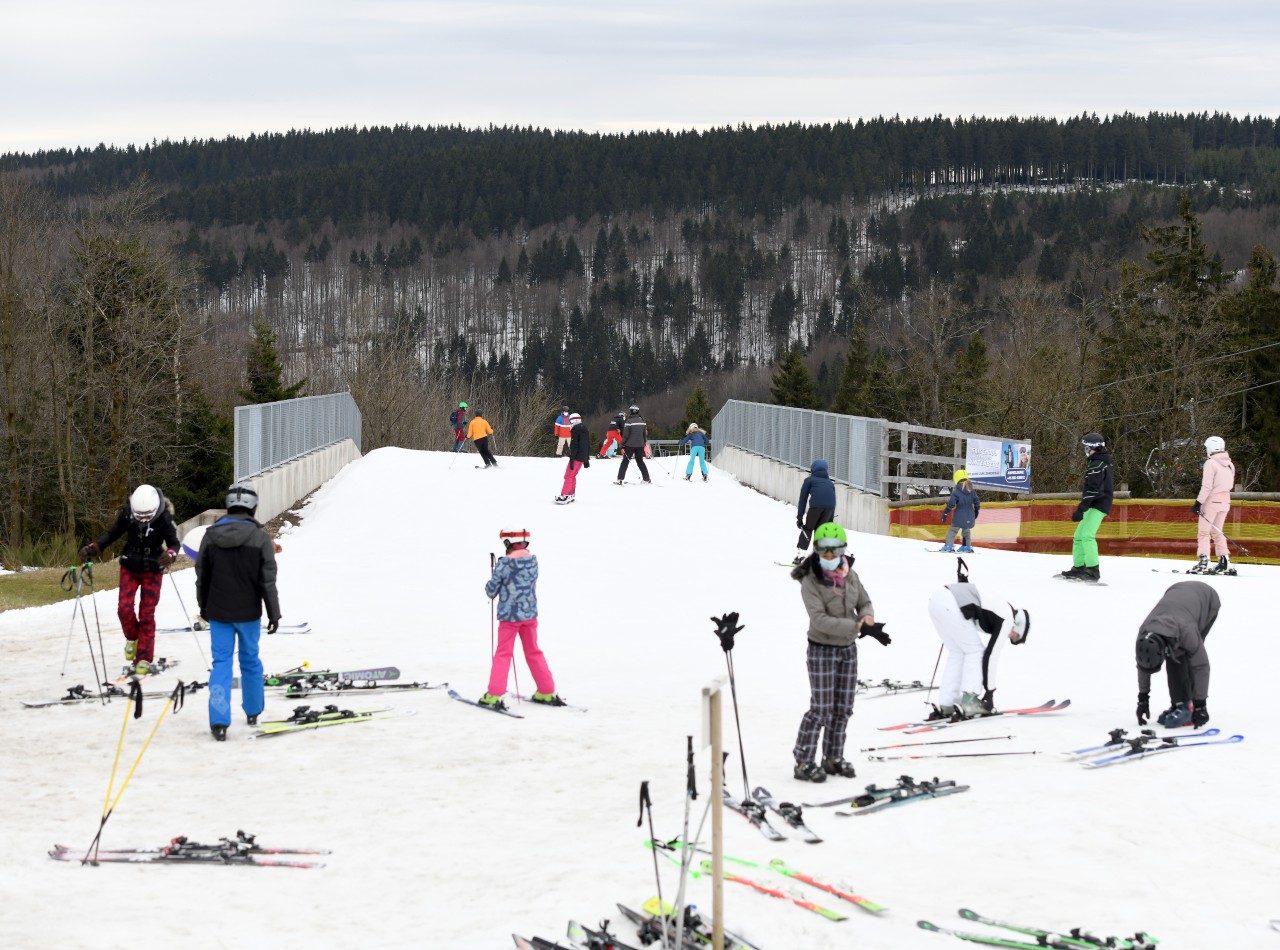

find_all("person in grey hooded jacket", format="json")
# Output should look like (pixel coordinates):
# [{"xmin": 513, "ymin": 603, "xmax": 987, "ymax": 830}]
[{"xmin": 1134, "ymin": 580, "xmax": 1218, "ymax": 729}]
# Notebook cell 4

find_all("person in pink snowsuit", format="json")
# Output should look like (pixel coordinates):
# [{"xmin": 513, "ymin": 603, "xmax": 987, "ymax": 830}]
[
  {"xmin": 1190, "ymin": 436, "xmax": 1235, "ymax": 575},
  {"xmin": 478, "ymin": 528, "xmax": 565, "ymax": 709}
]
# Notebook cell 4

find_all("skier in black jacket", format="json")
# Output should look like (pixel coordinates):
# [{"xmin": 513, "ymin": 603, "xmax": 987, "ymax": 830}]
[
  {"xmin": 555, "ymin": 412, "xmax": 591, "ymax": 504},
  {"xmin": 1135, "ymin": 581, "xmax": 1217, "ymax": 729},
  {"xmin": 80, "ymin": 484, "xmax": 180, "ymax": 675},
  {"xmin": 196, "ymin": 483, "xmax": 280, "ymax": 741},
  {"xmin": 1060, "ymin": 432, "xmax": 1113, "ymax": 583},
  {"xmin": 615, "ymin": 406, "xmax": 651, "ymax": 484}
]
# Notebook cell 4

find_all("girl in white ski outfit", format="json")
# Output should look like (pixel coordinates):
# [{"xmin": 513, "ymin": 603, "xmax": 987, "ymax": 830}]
[{"xmin": 926, "ymin": 560, "xmax": 1031, "ymax": 720}]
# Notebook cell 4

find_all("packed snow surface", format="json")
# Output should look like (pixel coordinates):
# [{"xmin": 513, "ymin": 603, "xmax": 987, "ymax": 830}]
[{"xmin": 1, "ymin": 447, "xmax": 1275, "ymax": 949}]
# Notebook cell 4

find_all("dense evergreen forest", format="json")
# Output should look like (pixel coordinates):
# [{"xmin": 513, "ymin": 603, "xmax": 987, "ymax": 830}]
[{"xmin": 2, "ymin": 113, "xmax": 1279, "ymax": 561}]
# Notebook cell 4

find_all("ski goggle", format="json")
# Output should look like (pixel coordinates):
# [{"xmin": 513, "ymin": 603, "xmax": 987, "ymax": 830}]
[{"xmin": 814, "ymin": 542, "xmax": 846, "ymax": 555}]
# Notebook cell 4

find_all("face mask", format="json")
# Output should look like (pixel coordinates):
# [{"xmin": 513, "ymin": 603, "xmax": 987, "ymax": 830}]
[{"xmin": 819, "ymin": 555, "xmax": 844, "ymax": 572}]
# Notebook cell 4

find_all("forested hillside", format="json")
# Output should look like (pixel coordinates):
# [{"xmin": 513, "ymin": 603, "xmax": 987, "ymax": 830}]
[{"xmin": 1, "ymin": 113, "xmax": 1278, "ymax": 558}]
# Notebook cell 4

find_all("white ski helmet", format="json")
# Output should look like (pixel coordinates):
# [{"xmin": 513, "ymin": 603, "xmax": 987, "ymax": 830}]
[
  {"xmin": 129, "ymin": 485, "xmax": 160, "ymax": 522},
  {"xmin": 687, "ymin": 422, "xmax": 699, "ymax": 433},
  {"xmin": 568, "ymin": 413, "xmax": 582, "ymax": 425},
  {"xmin": 1204, "ymin": 435, "xmax": 1225, "ymax": 454},
  {"xmin": 225, "ymin": 483, "xmax": 259, "ymax": 514},
  {"xmin": 500, "ymin": 527, "xmax": 531, "ymax": 549}
]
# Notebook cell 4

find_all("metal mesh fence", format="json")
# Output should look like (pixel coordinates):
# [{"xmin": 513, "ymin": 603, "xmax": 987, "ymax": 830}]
[
  {"xmin": 234, "ymin": 392, "xmax": 362, "ymax": 482},
  {"xmin": 709, "ymin": 400, "xmax": 882, "ymax": 493}
]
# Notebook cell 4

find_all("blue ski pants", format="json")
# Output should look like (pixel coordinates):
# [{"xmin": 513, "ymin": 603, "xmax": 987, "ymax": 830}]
[
  {"xmin": 685, "ymin": 446, "xmax": 708, "ymax": 476},
  {"xmin": 208, "ymin": 619, "xmax": 265, "ymax": 727}
]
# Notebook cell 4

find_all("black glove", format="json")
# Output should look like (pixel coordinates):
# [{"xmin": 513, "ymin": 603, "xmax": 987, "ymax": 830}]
[
  {"xmin": 1070, "ymin": 508, "xmax": 1083, "ymax": 523},
  {"xmin": 1192, "ymin": 699, "xmax": 1209, "ymax": 728},
  {"xmin": 941, "ymin": 512, "xmax": 949, "ymax": 523},
  {"xmin": 859, "ymin": 622, "xmax": 891, "ymax": 646},
  {"xmin": 159, "ymin": 548, "xmax": 177, "ymax": 568},
  {"xmin": 710, "ymin": 612, "xmax": 743, "ymax": 652},
  {"xmin": 981, "ymin": 688, "xmax": 995, "ymax": 711},
  {"xmin": 79, "ymin": 542, "xmax": 100, "ymax": 563},
  {"xmin": 1136, "ymin": 691, "xmax": 1150, "ymax": 726},
  {"xmin": 796, "ymin": 516, "xmax": 804, "ymax": 530},
  {"xmin": 267, "ymin": 618, "xmax": 279, "ymax": 635},
  {"xmin": 1190, "ymin": 501, "xmax": 1202, "ymax": 516},
  {"xmin": 583, "ymin": 458, "xmax": 589, "ymax": 468}
]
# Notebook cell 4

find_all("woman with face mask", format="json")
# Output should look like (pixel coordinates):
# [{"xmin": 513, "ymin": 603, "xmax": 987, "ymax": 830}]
[{"xmin": 788, "ymin": 522, "xmax": 889, "ymax": 783}]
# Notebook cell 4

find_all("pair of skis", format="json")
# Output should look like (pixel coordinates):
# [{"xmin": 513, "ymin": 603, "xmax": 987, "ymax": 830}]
[
  {"xmin": 1064, "ymin": 726, "xmax": 1243, "ymax": 768},
  {"xmin": 648, "ymin": 840, "xmax": 886, "ymax": 917},
  {"xmin": 249, "ymin": 704, "xmax": 416, "ymax": 738},
  {"xmin": 157, "ymin": 621, "xmax": 312, "ymax": 634},
  {"xmin": 857, "ymin": 678, "xmax": 932, "ymax": 697},
  {"xmin": 283, "ymin": 680, "xmax": 445, "ymax": 698},
  {"xmin": 263, "ymin": 664, "xmax": 400, "ymax": 687},
  {"xmin": 51, "ymin": 831, "xmax": 327, "ymax": 869},
  {"xmin": 921, "ymin": 907, "xmax": 1156, "ymax": 949},
  {"xmin": 113, "ymin": 657, "xmax": 180, "ymax": 683},
  {"xmin": 832, "ymin": 775, "xmax": 969, "ymax": 816},
  {"xmin": 22, "ymin": 680, "xmax": 210, "ymax": 708},
  {"xmin": 880, "ymin": 698, "xmax": 1071, "ymax": 734}
]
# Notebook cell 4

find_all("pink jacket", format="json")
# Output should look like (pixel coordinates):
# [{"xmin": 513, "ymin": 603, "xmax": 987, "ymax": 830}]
[{"xmin": 1197, "ymin": 452, "xmax": 1234, "ymax": 504}]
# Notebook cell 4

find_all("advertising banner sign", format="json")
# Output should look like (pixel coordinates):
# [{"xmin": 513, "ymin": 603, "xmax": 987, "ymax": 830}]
[{"xmin": 965, "ymin": 439, "xmax": 1031, "ymax": 492}]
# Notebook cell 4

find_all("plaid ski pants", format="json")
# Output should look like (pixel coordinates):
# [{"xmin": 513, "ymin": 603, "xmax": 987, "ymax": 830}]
[
  {"xmin": 117, "ymin": 567, "xmax": 163, "ymax": 663},
  {"xmin": 793, "ymin": 640, "xmax": 859, "ymax": 764}
]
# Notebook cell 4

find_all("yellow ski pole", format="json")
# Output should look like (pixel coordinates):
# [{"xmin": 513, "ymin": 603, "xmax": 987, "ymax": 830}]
[{"xmin": 82, "ymin": 681, "xmax": 185, "ymax": 865}]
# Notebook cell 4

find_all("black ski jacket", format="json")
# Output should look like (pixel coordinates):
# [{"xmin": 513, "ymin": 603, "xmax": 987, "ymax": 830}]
[
  {"xmin": 567, "ymin": 423, "xmax": 591, "ymax": 465},
  {"xmin": 1077, "ymin": 449, "xmax": 1114, "ymax": 515},
  {"xmin": 1136, "ymin": 580, "xmax": 1217, "ymax": 699},
  {"xmin": 622, "ymin": 415, "xmax": 648, "ymax": 450},
  {"xmin": 195, "ymin": 515, "xmax": 281, "ymax": 624},
  {"xmin": 93, "ymin": 493, "xmax": 179, "ymax": 574}
]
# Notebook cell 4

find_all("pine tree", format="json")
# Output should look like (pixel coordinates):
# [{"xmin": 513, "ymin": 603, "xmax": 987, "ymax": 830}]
[
  {"xmin": 240, "ymin": 320, "xmax": 306, "ymax": 404},
  {"xmin": 769, "ymin": 349, "xmax": 820, "ymax": 409},
  {"xmin": 682, "ymin": 383, "xmax": 713, "ymax": 433}
]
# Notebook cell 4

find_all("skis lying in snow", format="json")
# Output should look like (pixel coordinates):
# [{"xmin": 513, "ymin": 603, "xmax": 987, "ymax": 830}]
[
  {"xmin": 919, "ymin": 909, "xmax": 1158, "ymax": 949},
  {"xmin": 52, "ymin": 830, "xmax": 328, "ymax": 857},
  {"xmin": 158, "ymin": 621, "xmax": 312, "ymax": 634},
  {"xmin": 833, "ymin": 775, "xmax": 968, "ymax": 816},
  {"xmin": 751, "ymin": 787, "xmax": 821, "ymax": 843},
  {"xmin": 722, "ymin": 788, "xmax": 786, "ymax": 840},
  {"xmin": 52, "ymin": 831, "xmax": 325, "ymax": 868},
  {"xmin": 22, "ymin": 681, "xmax": 211, "ymax": 707},
  {"xmin": 614, "ymin": 902, "xmax": 763, "ymax": 950},
  {"xmin": 647, "ymin": 839, "xmax": 887, "ymax": 916},
  {"xmin": 1081, "ymin": 731, "xmax": 1242, "ymax": 768},
  {"xmin": 879, "ymin": 699, "xmax": 1071, "ymax": 734},
  {"xmin": 857, "ymin": 678, "xmax": 932, "ymax": 697},
  {"xmin": 447, "ymin": 688, "xmax": 524, "ymax": 718},
  {"xmin": 263, "ymin": 665, "xmax": 400, "ymax": 686},
  {"xmin": 801, "ymin": 779, "xmax": 915, "ymax": 808},
  {"xmin": 249, "ymin": 704, "xmax": 416, "ymax": 738},
  {"xmin": 700, "ymin": 859, "xmax": 846, "ymax": 921},
  {"xmin": 283, "ymin": 680, "xmax": 446, "ymax": 698},
  {"xmin": 565, "ymin": 919, "xmax": 644, "ymax": 950},
  {"xmin": 1063, "ymin": 726, "xmax": 1218, "ymax": 759}
]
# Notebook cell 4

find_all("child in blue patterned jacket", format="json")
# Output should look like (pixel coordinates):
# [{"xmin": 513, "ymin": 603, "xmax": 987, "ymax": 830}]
[
  {"xmin": 481, "ymin": 527, "xmax": 563, "ymax": 709},
  {"xmin": 941, "ymin": 470, "xmax": 980, "ymax": 553}
]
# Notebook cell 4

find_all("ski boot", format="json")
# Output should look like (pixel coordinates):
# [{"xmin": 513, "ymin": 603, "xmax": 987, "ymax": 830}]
[
  {"xmin": 134, "ymin": 660, "xmax": 151, "ymax": 676},
  {"xmin": 1059, "ymin": 565, "xmax": 1087, "ymax": 580},
  {"xmin": 822, "ymin": 756, "xmax": 857, "ymax": 778},
  {"xmin": 1079, "ymin": 565, "xmax": 1101, "ymax": 583},
  {"xmin": 958, "ymin": 544, "xmax": 974, "ymax": 553},
  {"xmin": 957, "ymin": 691, "xmax": 989, "ymax": 719},
  {"xmin": 531, "ymin": 692, "xmax": 567, "ymax": 706},
  {"xmin": 124, "ymin": 640, "xmax": 137, "ymax": 662},
  {"xmin": 794, "ymin": 760, "xmax": 826, "ymax": 782},
  {"xmin": 478, "ymin": 692, "xmax": 509, "ymax": 711},
  {"xmin": 1209, "ymin": 555, "xmax": 1236, "ymax": 576},
  {"xmin": 925, "ymin": 704, "xmax": 955, "ymax": 722},
  {"xmin": 702, "ymin": 473, "xmax": 708, "ymax": 481},
  {"xmin": 1187, "ymin": 555, "xmax": 1210, "ymax": 574},
  {"xmin": 684, "ymin": 473, "xmax": 691, "ymax": 481},
  {"xmin": 246, "ymin": 714, "xmax": 259, "ymax": 726},
  {"xmin": 211, "ymin": 725, "xmax": 228, "ymax": 742},
  {"xmin": 940, "ymin": 545, "xmax": 955, "ymax": 552}
]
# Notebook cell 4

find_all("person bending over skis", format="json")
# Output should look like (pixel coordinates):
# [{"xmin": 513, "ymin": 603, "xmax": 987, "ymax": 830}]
[{"xmin": 1135, "ymin": 581, "xmax": 1217, "ymax": 729}]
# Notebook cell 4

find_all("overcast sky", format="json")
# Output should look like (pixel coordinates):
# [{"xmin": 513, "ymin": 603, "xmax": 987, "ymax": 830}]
[{"xmin": 4, "ymin": 0, "xmax": 1279, "ymax": 155}]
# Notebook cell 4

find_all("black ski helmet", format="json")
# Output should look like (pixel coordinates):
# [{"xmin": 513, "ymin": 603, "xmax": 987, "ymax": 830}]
[
  {"xmin": 1135, "ymin": 631, "xmax": 1169, "ymax": 673},
  {"xmin": 1081, "ymin": 432, "xmax": 1105, "ymax": 451},
  {"xmin": 629, "ymin": 405, "xmax": 640, "ymax": 416}
]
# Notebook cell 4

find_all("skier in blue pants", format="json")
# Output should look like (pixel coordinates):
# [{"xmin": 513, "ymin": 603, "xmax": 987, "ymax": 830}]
[
  {"xmin": 195, "ymin": 483, "xmax": 281, "ymax": 741},
  {"xmin": 678, "ymin": 423, "xmax": 710, "ymax": 480}
]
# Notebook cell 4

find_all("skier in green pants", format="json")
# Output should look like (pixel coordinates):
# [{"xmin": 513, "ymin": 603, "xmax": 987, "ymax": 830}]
[{"xmin": 1060, "ymin": 432, "xmax": 1113, "ymax": 583}]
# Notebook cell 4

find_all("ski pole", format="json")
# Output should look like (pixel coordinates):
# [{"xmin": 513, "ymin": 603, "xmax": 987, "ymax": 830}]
[
  {"xmin": 861, "ymin": 735, "xmax": 1014, "ymax": 752},
  {"xmin": 1195, "ymin": 508, "xmax": 1249, "ymax": 557},
  {"xmin": 82, "ymin": 563, "xmax": 111, "ymax": 691},
  {"xmin": 84, "ymin": 680, "xmax": 144, "ymax": 863},
  {"xmin": 672, "ymin": 736, "xmax": 698, "ymax": 950},
  {"xmin": 924, "ymin": 644, "xmax": 944, "ymax": 702},
  {"xmin": 880, "ymin": 751, "xmax": 1041, "ymax": 763},
  {"xmin": 636, "ymin": 781, "xmax": 672, "ymax": 949},
  {"xmin": 489, "ymin": 553, "xmax": 496, "ymax": 662},
  {"xmin": 710, "ymin": 613, "xmax": 751, "ymax": 801},
  {"xmin": 166, "ymin": 569, "xmax": 210, "ymax": 670},
  {"xmin": 61, "ymin": 566, "xmax": 106, "ymax": 703},
  {"xmin": 59, "ymin": 566, "xmax": 84, "ymax": 678}
]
